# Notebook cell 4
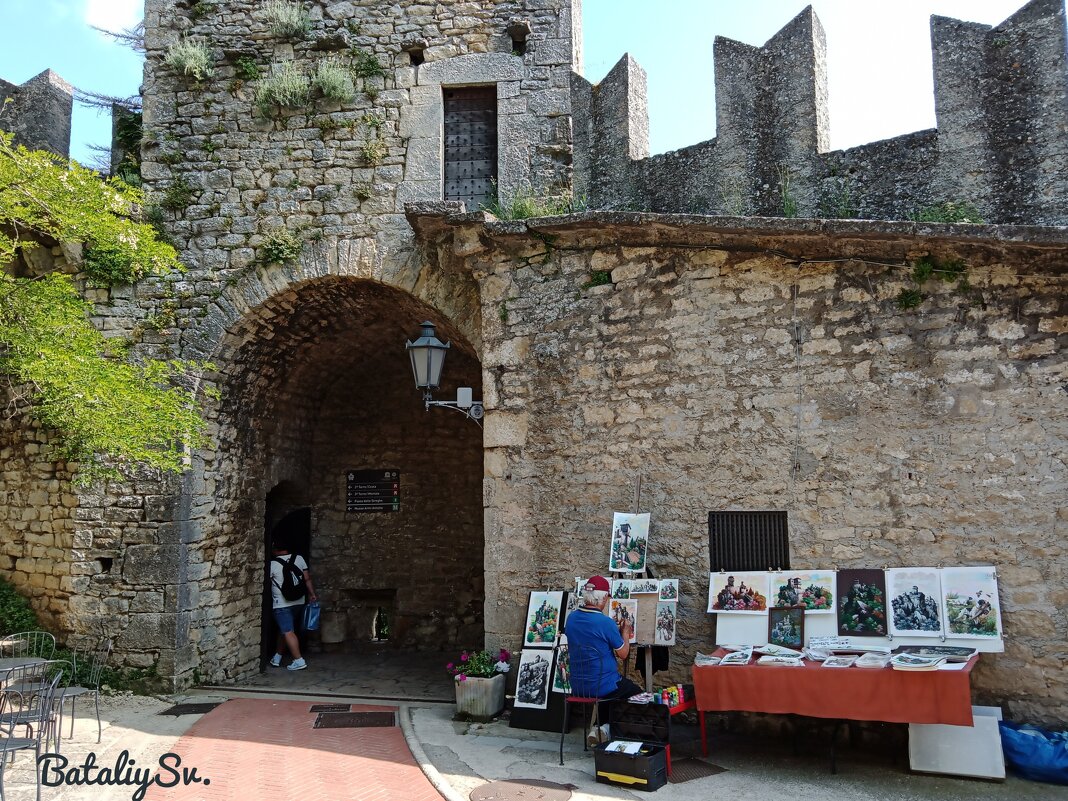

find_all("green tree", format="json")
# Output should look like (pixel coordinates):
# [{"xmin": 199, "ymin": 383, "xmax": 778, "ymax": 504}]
[{"xmin": 0, "ymin": 129, "xmax": 208, "ymax": 482}]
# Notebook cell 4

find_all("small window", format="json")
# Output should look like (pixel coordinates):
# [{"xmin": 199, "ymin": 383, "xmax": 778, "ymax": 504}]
[
  {"xmin": 708, "ymin": 510, "xmax": 791, "ymax": 571},
  {"xmin": 443, "ymin": 86, "xmax": 498, "ymax": 212}
]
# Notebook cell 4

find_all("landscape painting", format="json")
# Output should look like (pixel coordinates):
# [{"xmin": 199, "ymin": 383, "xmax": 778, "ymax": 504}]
[
  {"xmin": 768, "ymin": 606, "xmax": 805, "ymax": 649},
  {"xmin": 523, "ymin": 591, "xmax": 563, "ymax": 648},
  {"xmin": 654, "ymin": 602, "xmax": 677, "ymax": 645},
  {"xmin": 551, "ymin": 645, "xmax": 570, "ymax": 694},
  {"xmin": 773, "ymin": 570, "xmax": 834, "ymax": 613},
  {"xmin": 608, "ymin": 512, "xmax": 650, "ymax": 573},
  {"xmin": 707, "ymin": 572, "xmax": 769, "ymax": 613},
  {"xmin": 887, "ymin": 567, "xmax": 944, "ymax": 638},
  {"xmin": 514, "ymin": 650, "xmax": 552, "ymax": 709},
  {"xmin": 941, "ymin": 566, "xmax": 1002, "ymax": 639},
  {"xmin": 836, "ymin": 569, "xmax": 887, "ymax": 636}
]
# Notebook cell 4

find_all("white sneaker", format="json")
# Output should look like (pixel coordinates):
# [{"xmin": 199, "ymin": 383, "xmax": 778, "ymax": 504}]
[
  {"xmin": 269, "ymin": 654, "xmax": 282, "ymax": 667},
  {"xmin": 287, "ymin": 658, "xmax": 307, "ymax": 671}
]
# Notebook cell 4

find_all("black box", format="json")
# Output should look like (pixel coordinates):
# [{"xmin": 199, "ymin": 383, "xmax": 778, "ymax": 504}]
[
  {"xmin": 610, "ymin": 701, "xmax": 670, "ymax": 744},
  {"xmin": 593, "ymin": 742, "xmax": 667, "ymax": 791}
]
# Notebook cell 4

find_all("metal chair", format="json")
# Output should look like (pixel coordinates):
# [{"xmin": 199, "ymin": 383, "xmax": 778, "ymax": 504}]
[
  {"xmin": 0, "ymin": 669, "xmax": 62, "ymax": 801},
  {"xmin": 0, "ymin": 633, "xmax": 55, "ymax": 661},
  {"xmin": 558, "ymin": 643, "xmax": 618, "ymax": 765},
  {"xmin": 1, "ymin": 660, "xmax": 69, "ymax": 752},
  {"xmin": 56, "ymin": 639, "xmax": 111, "ymax": 744}
]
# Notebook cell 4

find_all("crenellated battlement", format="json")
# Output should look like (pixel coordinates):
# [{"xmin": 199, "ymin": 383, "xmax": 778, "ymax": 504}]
[
  {"xmin": 573, "ymin": 0, "xmax": 1068, "ymax": 225},
  {"xmin": 0, "ymin": 69, "xmax": 74, "ymax": 158}
]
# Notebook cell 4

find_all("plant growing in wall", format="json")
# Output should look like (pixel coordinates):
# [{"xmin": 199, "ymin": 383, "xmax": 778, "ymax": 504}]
[
  {"xmin": 777, "ymin": 163, "xmax": 799, "ymax": 218},
  {"xmin": 312, "ymin": 57, "xmax": 356, "ymax": 103},
  {"xmin": 260, "ymin": 228, "xmax": 304, "ymax": 265},
  {"xmin": 895, "ymin": 256, "xmax": 973, "ymax": 310},
  {"xmin": 163, "ymin": 39, "xmax": 213, "ymax": 81},
  {"xmin": 234, "ymin": 56, "xmax": 262, "ymax": 81},
  {"xmin": 910, "ymin": 201, "xmax": 984, "ymax": 224},
  {"xmin": 264, "ymin": 0, "xmax": 311, "ymax": 40},
  {"xmin": 359, "ymin": 137, "xmax": 387, "ymax": 167},
  {"xmin": 0, "ymin": 131, "xmax": 209, "ymax": 482},
  {"xmin": 159, "ymin": 174, "xmax": 197, "ymax": 211},
  {"xmin": 254, "ymin": 62, "xmax": 311, "ymax": 117},
  {"xmin": 350, "ymin": 47, "xmax": 385, "ymax": 79}
]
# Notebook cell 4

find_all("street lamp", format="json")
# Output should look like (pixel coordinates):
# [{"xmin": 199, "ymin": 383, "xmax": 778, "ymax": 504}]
[{"xmin": 405, "ymin": 321, "xmax": 484, "ymax": 424}]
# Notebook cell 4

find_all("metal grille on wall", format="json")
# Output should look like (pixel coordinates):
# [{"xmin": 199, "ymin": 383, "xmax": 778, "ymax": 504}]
[
  {"xmin": 443, "ymin": 86, "xmax": 498, "ymax": 211},
  {"xmin": 708, "ymin": 510, "xmax": 791, "ymax": 572}
]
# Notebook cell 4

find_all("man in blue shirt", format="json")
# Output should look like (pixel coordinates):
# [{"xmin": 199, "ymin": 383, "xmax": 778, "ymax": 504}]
[{"xmin": 564, "ymin": 575, "xmax": 643, "ymax": 742}]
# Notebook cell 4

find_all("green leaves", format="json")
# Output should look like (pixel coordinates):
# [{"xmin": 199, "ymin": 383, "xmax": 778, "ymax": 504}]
[{"xmin": 0, "ymin": 131, "xmax": 207, "ymax": 482}]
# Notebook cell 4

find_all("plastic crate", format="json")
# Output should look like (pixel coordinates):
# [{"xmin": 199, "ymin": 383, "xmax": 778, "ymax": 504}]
[
  {"xmin": 593, "ymin": 742, "xmax": 668, "ymax": 791},
  {"xmin": 610, "ymin": 701, "xmax": 670, "ymax": 744}
]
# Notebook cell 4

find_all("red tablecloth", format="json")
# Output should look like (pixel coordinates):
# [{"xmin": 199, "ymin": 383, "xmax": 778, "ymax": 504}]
[{"xmin": 692, "ymin": 651, "xmax": 977, "ymax": 727}]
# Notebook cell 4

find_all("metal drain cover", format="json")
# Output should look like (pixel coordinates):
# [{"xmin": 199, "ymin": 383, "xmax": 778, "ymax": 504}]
[
  {"xmin": 469, "ymin": 780, "xmax": 572, "ymax": 801},
  {"xmin": 313, "ymin": 711, "xmax": 396, "ymax": 728},
  {"xmin": 159, "ymin": 702, "xmax": 222, "ymax": 716},
  {"xmin": 309, "ymin": 704, "xmax": 351, "ymax": 713}
]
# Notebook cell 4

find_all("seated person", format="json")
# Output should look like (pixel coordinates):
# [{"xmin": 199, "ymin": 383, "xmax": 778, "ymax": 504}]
[{"xmin": 564, "ymin": 575, "xmax": 643, "ymax": 740}]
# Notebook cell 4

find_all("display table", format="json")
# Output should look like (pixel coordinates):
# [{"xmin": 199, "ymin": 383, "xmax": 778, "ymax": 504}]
[{"xmin": 692, "ymin": 650, "xmax": 978, "ymax": 742}]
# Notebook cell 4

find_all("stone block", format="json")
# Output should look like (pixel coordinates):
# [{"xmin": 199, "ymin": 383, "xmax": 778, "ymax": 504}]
[{"xmin": 123, "ymin": 544, "xmax": 182, "ymax": 585}]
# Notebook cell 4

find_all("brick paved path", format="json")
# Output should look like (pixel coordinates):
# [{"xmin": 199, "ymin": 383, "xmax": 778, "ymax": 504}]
[{"xmin": 144, "ymin": 699, "xmax": 443, "ymax": 801}]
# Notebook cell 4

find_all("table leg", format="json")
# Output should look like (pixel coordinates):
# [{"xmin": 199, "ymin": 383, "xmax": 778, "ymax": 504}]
[{"xmin": 699, "ymin": 710, "xmax": 708, "ymax": 756}]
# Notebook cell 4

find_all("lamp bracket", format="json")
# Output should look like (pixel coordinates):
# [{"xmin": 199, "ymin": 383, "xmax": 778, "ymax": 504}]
[{"xmin": 422, "ymin": 390, "xmax": 484, "ymax": 427}]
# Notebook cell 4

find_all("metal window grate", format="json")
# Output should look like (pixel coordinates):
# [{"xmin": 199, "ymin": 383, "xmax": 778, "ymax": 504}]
[
  {"xmin": 708, "ymin": 511, "xmax": 791, "ymax": 572},
  {"xmin": 443, "ymin": 86, "xmax": 498, "ymax": 211}
]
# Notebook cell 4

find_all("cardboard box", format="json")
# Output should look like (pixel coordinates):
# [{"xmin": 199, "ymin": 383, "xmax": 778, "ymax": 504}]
[
  {"xmin": 593, "ymin": 742, "xmax": 667, "ymax": 791},
  {"xmin": 908, "ymin": 705, "xmax": 1006, "ymax": 780}
]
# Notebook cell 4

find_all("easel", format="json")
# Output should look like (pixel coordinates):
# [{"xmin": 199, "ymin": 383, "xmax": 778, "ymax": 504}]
[{"xmin": 609, "ymin": 473, "xmax": 657, "ymax": 692}]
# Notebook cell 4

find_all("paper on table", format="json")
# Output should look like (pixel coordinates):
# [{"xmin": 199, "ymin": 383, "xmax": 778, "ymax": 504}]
[
  {"xmin": 936, "ymin": 661, "xmax": 969, "ymax": 670},
  {"xmin": 605, "ymin": 741, "xmax": 643, "ymax": 754}
]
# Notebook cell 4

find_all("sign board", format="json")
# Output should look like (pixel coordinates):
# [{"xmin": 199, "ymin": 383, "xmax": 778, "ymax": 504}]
[{"xmin": 346, "ymin": 469, "xmax": 400, "ymax": 513}]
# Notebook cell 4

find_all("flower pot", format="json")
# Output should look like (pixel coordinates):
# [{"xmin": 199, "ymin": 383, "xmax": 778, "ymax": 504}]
[{"xmin": 454, "ymin": 673, "xmax": 505, "ymax": 721}]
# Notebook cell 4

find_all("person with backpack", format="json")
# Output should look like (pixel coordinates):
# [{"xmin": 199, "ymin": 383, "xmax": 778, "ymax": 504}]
[{"xmin": 269, "ymin": 538, "xmax": 317, "ymax": 670}]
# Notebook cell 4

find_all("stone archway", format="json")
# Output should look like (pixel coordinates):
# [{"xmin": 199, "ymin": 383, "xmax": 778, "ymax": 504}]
[{"xmin": 180, "ymin": 267, "xmax": 484, "ymax": 683}]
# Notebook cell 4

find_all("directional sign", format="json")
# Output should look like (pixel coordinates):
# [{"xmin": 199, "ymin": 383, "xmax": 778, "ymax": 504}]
[{"xmin": 346, "ymin": 469, "xmax": 400, "ymax": 513}]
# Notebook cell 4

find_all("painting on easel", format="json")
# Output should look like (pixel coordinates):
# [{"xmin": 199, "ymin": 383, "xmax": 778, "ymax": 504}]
[
  {"xmin": 523, "ymin": 591, "xmax": 564, "ymax": 648},
  {"xmin": 609, "ymin": 599, "xmax": 637, "ymax": 644},
  {"xmin": 608, "ymin": 512, "xmax": 650, "ymax": 573},
  {"xmin": 654, "ymin": 602, "xmax": 677, "ymax": 645}
]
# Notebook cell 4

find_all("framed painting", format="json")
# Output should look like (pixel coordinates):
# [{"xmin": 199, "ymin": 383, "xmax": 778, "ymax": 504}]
[{"xmin": 768, "ymin": 606, "xmax": 805, "ymax": 649}]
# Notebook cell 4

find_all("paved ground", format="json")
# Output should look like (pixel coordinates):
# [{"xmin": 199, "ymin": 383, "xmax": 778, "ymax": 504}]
[{"xmin": 2, "ymin": 672, "xmax": 1067, "ymax": 801}]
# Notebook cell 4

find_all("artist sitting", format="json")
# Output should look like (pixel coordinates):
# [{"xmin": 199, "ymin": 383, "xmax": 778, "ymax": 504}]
[{"xmin": 564, "ymin": 575, "xmax": 643, "ymax": 744}]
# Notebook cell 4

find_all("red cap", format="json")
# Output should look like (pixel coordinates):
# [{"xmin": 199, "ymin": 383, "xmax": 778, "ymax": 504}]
[{"xmin": 584, "ymin": 575, "xmax": 610, "ymax": 593}]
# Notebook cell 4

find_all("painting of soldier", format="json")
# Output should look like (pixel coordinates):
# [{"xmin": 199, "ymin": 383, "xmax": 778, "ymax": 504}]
[{"xmin": 514, "ymin": 650, "xmax": 552, "ymax": 709}]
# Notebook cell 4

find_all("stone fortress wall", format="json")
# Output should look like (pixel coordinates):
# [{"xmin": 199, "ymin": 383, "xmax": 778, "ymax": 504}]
[
  {"xmin": 0, "ymin": 0, "xmax": 1063, "ymax": 714},
  {"xmin": 572, "ymin": 0, "xmax": 1068, "ymax": 226}
]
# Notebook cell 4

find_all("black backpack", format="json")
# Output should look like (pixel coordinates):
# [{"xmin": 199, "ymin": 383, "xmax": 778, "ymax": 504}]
[{"xmin": 273, "ymin": 556, "xmax": 306, "ymax": 602}]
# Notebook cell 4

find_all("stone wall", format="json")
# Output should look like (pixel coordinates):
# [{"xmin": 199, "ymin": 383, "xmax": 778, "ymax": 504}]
[
  {"xmin": 0, "ymin": 69, "xmax": 73, "ymax": 158},
  {"xmin": 410, "ymin": 206, "xmax": 1068, "ymax": 725},
  {"xmin": 575, "ymin": 0, "xmax": 1068, "ymax": 226}
]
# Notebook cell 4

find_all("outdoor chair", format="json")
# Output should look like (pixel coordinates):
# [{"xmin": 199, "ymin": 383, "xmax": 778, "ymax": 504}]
[
  {"xmin": 56, "ymin": 639, "xmax": 111, "ymax": 744},
  {"xmin": 0, "ymin": 670, "xmax": 62, "ymax": 801},
  {"xmin": 1, "ymin": 660, "xmax": 69, "ymax": 752},
  {"xmin": 0, "ymin": 633, "xmax": 55, "ymax": 662},
  {"xmin": 558, "ymin": 643, "xmax": 619, "ymax": 765}
]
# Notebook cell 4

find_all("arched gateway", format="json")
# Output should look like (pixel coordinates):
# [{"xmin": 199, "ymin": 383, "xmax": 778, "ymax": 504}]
[{"xmin": 179, "ymin": 259, "xmax": 484, "ymax": 683}]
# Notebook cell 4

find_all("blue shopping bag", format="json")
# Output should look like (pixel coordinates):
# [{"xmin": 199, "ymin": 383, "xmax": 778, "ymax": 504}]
[
  {"xmin": 1000, "ymin": 721, "xmax": 1068, "ymax": 784},
  {"xmin": 303, "ymin": 601, "xmax": 321, "ymax": 632}
]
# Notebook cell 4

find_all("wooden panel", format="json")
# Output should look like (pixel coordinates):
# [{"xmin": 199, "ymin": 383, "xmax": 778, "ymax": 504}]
[{"xmin": 443, "ymin": 86, "xmax": 498, "ymax": 211}]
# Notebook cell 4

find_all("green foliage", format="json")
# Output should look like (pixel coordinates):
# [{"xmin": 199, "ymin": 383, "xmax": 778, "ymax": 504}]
[
  {"xmin": 265, "ymin": 0, "xmax": 311, "ymax": 39},
  {"xmin": 254, "ymin": 62, "xmax": 311, "ymax": 116},
  {"xmin": 818, "ymin": 177, "xmax": 856, "ymax": 219},
  {"xmin": 896, "ymin": 288, "xmax": 924, "ymax": 310},
  {"xmin": 353, "ymin": 182, "xmax": 373, "ymax": 201},
  {"xmin": 312, "ymin": 57, "xmax": 356, "ymax": 103},
  {"xmin": 235, "ymin": 56, "xmax": 261, "ymax": 81},
  {"xmin": 911, "ymin": 258, "xmax": 935, "ymax": 284},
  {"xmin": 582, "ymin": 270, "xmax": 612, "ymax": 289},
  {"xmin": 0, "ymin": 132, "xmax": 208, "ymax": 481},
  {"xmin": 159, "ymin": 174, "xmax": 197, "ymax": 211},
  {"xmin": 482, "ymin": 185, "xmax": 585, "ymax": 220},
  {"xmin": 350, "ymin": 47, "xmax": 386, "ymax": 79},
  {"xmin": 164, "ymin": 39, "xmax": 213, "ymax": 81},
  {"xmin": 261, "ymin": 228, "xmax": 303, "ymax": 264},
  {"xmin": 189, "ymin": 1, "xmax": 215, "ymax": 21},
  {"xmin": 359, "ymin": 138, "xmax": 386, "ymax": 167},
  {"xmin": 911, "ymin": 201, "xmax": 984, "ymax": 224},
  {"xmin": 0, "ymin": 578, "xmax": 38, "ymax": 636}
]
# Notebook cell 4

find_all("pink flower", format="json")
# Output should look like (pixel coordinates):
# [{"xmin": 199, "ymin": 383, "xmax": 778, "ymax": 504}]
[
  {"xmin": 446, "ymin": 663, "xmax": 454, "ymax": 670},
  {"xmin": 499, "ymin": 649, "xmax": 511, "ymax": 661},
  {"xmin": 458, "ymin": 674, "xmax": 467, "ymax": 682},
  {"xmin": 460, "ymin": 652, "xmax": 469, "ymax": 662}
]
